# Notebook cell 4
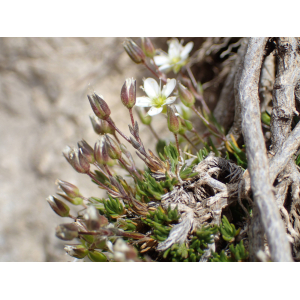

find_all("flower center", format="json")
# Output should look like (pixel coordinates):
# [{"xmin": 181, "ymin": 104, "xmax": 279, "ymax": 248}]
[
  {"xmin": 171, "ymin": 56, "xmax": 181, "ymax": 64},
  {"xmin": 151, "ymin": 96, "xmax": 166, "ymax": 108}
]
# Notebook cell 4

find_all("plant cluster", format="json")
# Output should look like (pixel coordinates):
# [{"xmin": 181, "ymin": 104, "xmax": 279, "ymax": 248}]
[{"xmin": 47, "ymin": 37, "xmax": 300, "ymax": 262}]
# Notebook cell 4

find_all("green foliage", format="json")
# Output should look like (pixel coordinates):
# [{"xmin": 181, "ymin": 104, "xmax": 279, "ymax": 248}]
[
  {"xmin": 219, "ymin": 216, "xmax": 241, "ymax": 242},
  {"xmin": 296, "ymin": 153, "xmax": 300, "ymax": 166},
  {"xmin": 156, "ymin": 139, "xmax": 167, "ymax": 157},
  {"xmin": 102, "ymin": 195, "xmax": 125, "ymax": 218},
  {"xmin": 261, "ymin": 111, "xmax": 271, "ymax": 126},
  {"xmin": 143, "ymin": 218, "xmax": 171, "ymax": 241},
  {"xmin": 229, "ymin": 142, "xmax": 247, "ymax": 169},
  {"xmin": 163, "ymin": 224, "xmax": 219, "ymax": 262},
  {"xmin": 229, "ymin": 240, "xmax": 249, "ymax": 261},
  {"xmin": 143, "ymin": 206, "xmax": 179, "ymax": 242},
  {"xmin": 160, "ymin": 142, "xmax": 179, "ymax": 173},
  {"xmin": 136, "ymin": 171, "xmax": 178, "ymax": 202},
  {"xmin": 147, "ymin": 206, "xmax": 180, "ymax": 225},
  {"xmin": 210, "ymin": 241, "xmax": 249, "ymax": 262}
]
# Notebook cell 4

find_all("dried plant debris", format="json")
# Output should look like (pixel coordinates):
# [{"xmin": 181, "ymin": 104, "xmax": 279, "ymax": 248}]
[{"xmin": 47, "ymin": 37, "xmax": 300, "ymax": 262}]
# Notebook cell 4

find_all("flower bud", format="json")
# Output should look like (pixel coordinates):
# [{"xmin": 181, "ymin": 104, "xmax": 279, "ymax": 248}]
[
  {"xmin": 83, "ymin": 206, "xmax": 109, "ymax": 231},
  {"xmin": 64, "ymin": 245, "xmax": 88, "ymax": 259},
  {"xmin": 94, "ymin": 136, "xmax": 111, "ymax": 165},
  {"xmin": 105, "ymin": 134, "xmax": 122, "ymax": 160},
  {"xmin": 88, "ymin": 250, "xmax": 107, "ymax": 262},
  {"xmin": 57, "ymin": 192, "xmax": 83, "ymax": 206},
  {"xmin": 178, "ymin": 83, "xmax": 195, "ymax": 108},
  {"xmin": 167, "ymin": 105, "xmax": 181, "ymax": 134},
  {"xmin": 63, "ymin": 146, "xmax": 90, "ymax": 174},
  {"xmin": 123, "ymin": 39, "xmax": 145, "ymax": 64},
  {"xmin": 55, "ymin": 223, "xmax": 79, "ymax": 241},
  {"xmin": 89, "ymin": 115, "xmax": 115, "ymax": 135},
  {"xmin": 136, "ymin": 107, "xmax": 152, "ymax": 125},
  {"xmin": 47, "ymin": 195, "xmax": 70, "ymax": 217},
  {"xmin": 78, "ymin": 139, "xmax": 95, "ymax": 164},
  {"xmin": 120, "ymin": 78, "xmax": 136, "ymax": 109},
  {"xmin": 141, "ymin": 37, "xmax": 156, "ymax": 58},
  {"xmin": 56, "ymin": 179, "xmax": 81, "ymax": 198},
  {"xmin": 87, "ymin": 92, "xmax": 111, "ymax": 120}
]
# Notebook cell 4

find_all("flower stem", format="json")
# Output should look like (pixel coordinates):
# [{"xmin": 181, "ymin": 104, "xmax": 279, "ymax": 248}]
[
  {"xmin": 106, "ymin": 117, "xmax": 131, "ymax": 144},
  {"xmin": 148, "ymin": 123, "xmax": 160, "ymax": 141},
  {"xmin": 181, "ymin": 133, "xmax": 198, "ymax": 151},
  {"xmin": 129, "ymin": 108, "xmax": 135, "ymax": 129},
  {"xmin": 186, "ymin": 65, "xmax": 198, "ymax": 90},
  {"xmin": 104, "ymin": 164, "xmax": 112, "ymax": 176}
]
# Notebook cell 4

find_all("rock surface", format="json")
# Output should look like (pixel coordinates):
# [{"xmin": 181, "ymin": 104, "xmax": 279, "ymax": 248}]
[{"xmin": 0, "ymin": 37, "xmax": 170, "ymax": 261}]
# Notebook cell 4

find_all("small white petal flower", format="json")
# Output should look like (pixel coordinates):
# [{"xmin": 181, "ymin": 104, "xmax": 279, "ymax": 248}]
[
  {"xmin": 153, "ymin": 38, "xmax": 194, "ymax": 74},
  {"xmin": 136, "ymin": 78, "xmax": 177, "ymax": 116}
]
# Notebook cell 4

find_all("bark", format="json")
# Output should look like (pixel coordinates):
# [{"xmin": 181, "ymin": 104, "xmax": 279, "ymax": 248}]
[{"xmin": 239, "ymin": 37, "xmax": 292, "ymax": 262}]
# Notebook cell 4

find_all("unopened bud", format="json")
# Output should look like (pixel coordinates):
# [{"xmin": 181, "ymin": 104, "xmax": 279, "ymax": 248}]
[
  {"xmin": 83, "ymin": 206, "xmax": 109, "ymax": 231},
  {"xmin": 141, "ymin": 37, "xmax": 156, "ymax": 58},
  {"xmin": 178, "ymin": 83, "xmax": 195, "ymax": 108},
  {"xmin": 167, "ymin": 105, "xmax": 181, "ymax": 134},
  {"xmin": 120, "ymin": 78, "xmax": 136, "ymax": 109},
  {"xmin": 63, "ymin": 146, "xmax": 90, "ymax": 174},
  {"xmin": 105, "ymin": 135, "xmax": 122, "ymax": 160},
  {"xmin": 94, "ymin": 136, "xmax": 111, "ymax": 165},
  {"xmin": 87, "ymin": 92, "xmax": 111, "ymax": 120},
  {"xmin": 89, "ymin": 115, "xmax": 115, "ymax": 135},
  {"xmin": 123, "ymin": 39, "xmax": 145, "ymax": 64},
  {"xmin": 78, "ymin": 139, "xmax": 95, "ymax": 164},
  {"xmin": 47, "ymin": 195, "xmax": 70, "ymax": 217},
  {"xmin": 136, "ymin": 107, "xmax": 152, "ymax": 125},
  {"xmin": 64, "ymin": 244, "xmax": 88, "ymax": 259},
  {"xmin": 88, "ymin": 250, "xmax": 107, "ymax": 262},
  {"xmin": 56, "ymin": 179, "xmax": 81, "ymax": 198},
  {"xmin": 55, "ymin": 223, "xmax": 79, "ymax": 241},
  {"xmin": 57, "ymin": 192, "xmax": 83, "ymax": 206}
]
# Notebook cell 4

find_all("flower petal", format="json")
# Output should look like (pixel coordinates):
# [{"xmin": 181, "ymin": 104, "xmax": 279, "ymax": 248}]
[
  {"xmin": 158, "ymin": 64, "xmax": 173, "ymax": 73},
  {"xmin": 148, "ymin": 106, "xmax": 163, "ymax": 116},
  {"xmin": 153, "ymin": 54, "xmax": 170, "ymax": 66},
  {"xmin": 143, "ymin": 78, "xmax": 160, "ymax": 99},
  {"xmin": 162, "ymin": 79, "xmax": 176, "ymax": 98},
  {"xmin": 168, "ymin": 38, "xmax": 181, "ymax": 59},
  {"xmin": 136, "ymin": 97, "xmax": 152, "ymax": 107},
  {"xmin": 165, "ymin": 96, "xmax": 177, "ymax": 105},
  {"xmin": 180, "ymin": 41, "xmax": 194, "ymax": 60}
]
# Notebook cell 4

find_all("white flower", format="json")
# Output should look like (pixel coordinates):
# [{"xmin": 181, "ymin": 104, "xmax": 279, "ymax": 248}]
[
  {"xmin": 136, "ymin": 78, "xmax": 177, "ymax": 116},
  {"xmin": 153, "ymin": 38, "xmax": 194, "ymax": 74}
]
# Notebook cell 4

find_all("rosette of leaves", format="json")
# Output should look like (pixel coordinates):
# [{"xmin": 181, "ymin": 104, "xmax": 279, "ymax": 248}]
[{"xmin": 219, "ymin": 216, "xmax": 241, "ymax": 242}]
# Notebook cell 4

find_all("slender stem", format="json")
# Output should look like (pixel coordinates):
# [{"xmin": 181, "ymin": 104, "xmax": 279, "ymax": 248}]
[
  {"xmin": 129, "ymin": 108, "xmax": 135, "ymax": 128},
  {"xmin": 106, "ymin": 117, "xmax": 131, "ymax": 144},
  {"xmin": 192, "ymin": 106, "xmax": 210, "ymax": 125},
  {"xmin": 143, "ymin": 60, "xmax": 167, "ymax": 83},
  {"xmin": 192, "ymin": 106, "xmax": 224, "ymax": 140},
  {"xmin": 87, "ymin": 171, "xmax": 117, "ymax": 195},
  {"xmin": 181, "ymin": 133, "xmax": 198, "ymax": 151},
  {"xmin": 174, "ymin": 133, "xmax": 181, "ymax": 159},
  {"xmin": 186, "ymin": 65, "xmax": 198, "ymax": 90},
  {"xmin": 104, "ymin": 164, "xmax": 112, "ymax": 176},
  {"xmin": 93, "ymin": 162, "xmax": 108, "ymax": 176},
  {"xmin": 113, "ymin": 132, "xmax": 120, "ymax": 144},
  {"xmin": 148, "ymin": 123, "xmax": 160, "ymax": 141}
]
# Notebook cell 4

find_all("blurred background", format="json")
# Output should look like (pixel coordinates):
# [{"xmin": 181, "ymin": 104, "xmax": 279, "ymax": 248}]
[{"xmin": 0, "ymin": 37, "xmax": 175, "ymax": 261}]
